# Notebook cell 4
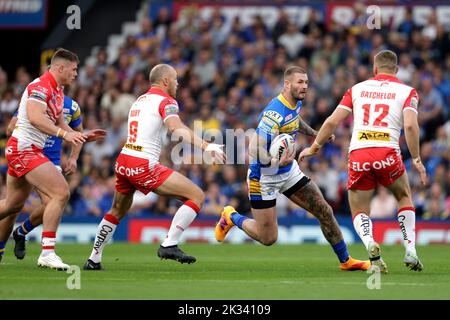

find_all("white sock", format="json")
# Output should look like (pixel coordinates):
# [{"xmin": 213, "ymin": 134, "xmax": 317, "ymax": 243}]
[
  {"xmin": 161, "ymin": 202, "xmax": 198, "ymax": 247},
  {"xmin": 353, "ymin": 213, "xmax": 374, "ymax": 250},
  {"xmin": 41, "ymin": 231, "xmax": 56, "ymax": 257},
  {"xmin": 89, "ymin": 214, "xmax": 119, "ymax": 263},
  {"xmin": 397, "ymin": 207, "xmax": 416, "ymax": 255}
]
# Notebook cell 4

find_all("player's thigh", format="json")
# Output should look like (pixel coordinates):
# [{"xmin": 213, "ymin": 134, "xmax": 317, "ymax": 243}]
[
  {"xmin": 153, "ymin": 171, "xmax": 204, "ymax": 203},
  {"xmin": 4, "ymin": 174, "xmax": 33, "ymax": 210},
  {"xmin": 348, "ymin": 188, "xmax": 374, "ymax": 215},
  {"xmin": 251, "ymin": 206, "xmax": 278, "ymax": 237},
  {"xmin": 288, "ymin": 180, "xmax": 332, "ymax": 219},
  {"xmin": 385, "ymin": 171, "xmax": 412, "ymax": 202},
  {"xmin": 24, "ymin": 162, "xmax": 69, "ymax": 200}
]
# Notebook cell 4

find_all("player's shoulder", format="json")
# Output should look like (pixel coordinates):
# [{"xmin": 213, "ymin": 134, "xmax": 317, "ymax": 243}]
[
  {"xmin": 261, "ymin": 98, "xmax": 285, "ymax": 124},
  {"xmin": 362, "ymin": 75, "xmax": 415, "ymax": 91},
  {"xmin": 27, "ymin": 77, "xmax": 51, "ymax": 102},
  {"xmin": 63, "ymin": 96, "xmax": 80, "ymax": 114},
  {"xmin": 160, "ymin": 96, "xmax": 178, "ymax": 106},
  {"xmin": 147, "ymin": 88, "xmax": 177, "ymax": 103}
]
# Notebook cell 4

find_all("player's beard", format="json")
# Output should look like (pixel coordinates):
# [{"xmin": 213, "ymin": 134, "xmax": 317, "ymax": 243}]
[
  {"xmin": 169, "ymin": 85, "xmax": 177, "ymax": 98},
  {"xmin": 291, "ymin": 88, "xmax": 305, "ymax": 101}
]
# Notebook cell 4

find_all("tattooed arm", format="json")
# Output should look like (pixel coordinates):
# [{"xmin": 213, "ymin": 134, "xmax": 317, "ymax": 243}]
[{"xmin": 298, "ymin": 116, "xmax": 317, "ymax": 137}]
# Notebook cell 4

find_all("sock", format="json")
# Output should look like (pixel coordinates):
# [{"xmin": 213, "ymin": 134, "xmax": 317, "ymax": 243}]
[
  {"xmin": 161, "ymin": 200, "xmax": 198, "ymax": 247},
  {"xmin": 397, "ymin": 207, "xmax": 416, "ymax": 255},
  {"xmin": 332, "ymin": 239, "xmax": 350, "ymax": 263},
  {"xmin": 0, "ymin": 241, "xmax": 5, "ymax": 258},
  {"xmin": 230, "ymin": 212, "xmax": 248, "ymax": 230},
  {"xmin": 352, "ymin": 212, "xmax": 374, "ymax": 250},
  {"xmin": 89, "ymin": 213, "xmax": 119, "ymax": 263},
  {"xmin": 41, "ymin": 231, "xmax": 56, "ymax": 256},
  {"xmin": 17, "ymin": 218, "xmax": 35, "ymax": 236}
]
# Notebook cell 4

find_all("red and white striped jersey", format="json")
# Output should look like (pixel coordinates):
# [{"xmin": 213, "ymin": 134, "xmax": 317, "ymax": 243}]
[
  {"xmin": 337, "ymin": 74, "xmax": 419, "ymax": 152},
  {"xmin": 12, "ymin": 71, "xmax": 64, "ymax": 150},
  {"xmin": 121, "ymin": 87, "xmax": 180, "ymax": 165}
]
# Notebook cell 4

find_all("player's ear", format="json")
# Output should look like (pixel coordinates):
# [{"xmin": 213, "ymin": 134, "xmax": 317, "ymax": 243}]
[
  {"xmin": 162, "ymin": 76, "xmax": 169, "ymax": 87},
  {"xmin": 373, "ymin": 66, "xmax": 378, "ymax": 75},
  {"xmin": 284, "ymin": 79, "xmax": 290, "ymax": 88}
]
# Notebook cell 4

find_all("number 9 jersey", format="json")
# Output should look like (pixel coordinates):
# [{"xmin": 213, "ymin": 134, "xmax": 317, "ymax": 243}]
[
  {"xmin": 337, "ymin": 73, "xmax": 419, "ymax": 153},
  {"xmin": 121, "ymin": 87, "xmax": 180, "ymax": 165}
]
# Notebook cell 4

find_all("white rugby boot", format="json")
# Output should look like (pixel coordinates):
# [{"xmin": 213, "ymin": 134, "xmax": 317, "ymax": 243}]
[
  {"xmin": 37, "ymin": 252, "xmax": 69, "ymax": 271},
  {"xmin": 404, "ymin": 251, "xmax": 423, "ymax": 272}
]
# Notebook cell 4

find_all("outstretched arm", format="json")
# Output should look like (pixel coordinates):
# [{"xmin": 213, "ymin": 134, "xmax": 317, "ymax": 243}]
[
  {"xmin": 28, "ymin": 101, "xmax": 86, "ymax": 145},
  {"xmin": 165, "ymin": 116, "xmax": 226, "ymax": 164},
  {"xmin": 299, "ymin": 107, "xmax": 350, "ymax": 161},
  {"xmin": 63, "ymin": 123, "xmax": 83, "ymax": 175}
]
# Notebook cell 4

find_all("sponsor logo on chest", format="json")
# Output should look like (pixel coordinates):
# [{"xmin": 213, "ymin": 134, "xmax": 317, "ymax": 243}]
[{"xmin": 358, "ymin": 130, "xmax": 390, "ymax": 141}]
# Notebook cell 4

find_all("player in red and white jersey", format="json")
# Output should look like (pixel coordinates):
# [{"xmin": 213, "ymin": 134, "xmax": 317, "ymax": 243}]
[
  {"xmin": 83, "ymin": 64, "xmax": 225, "ymax": 270},
  {"xmin": 0, "ymin": 49, "xmax": 90, "ymax": 270},
  {"xmin": 300, "ymin": 50, "xmax": 428, "ymax": 272}
]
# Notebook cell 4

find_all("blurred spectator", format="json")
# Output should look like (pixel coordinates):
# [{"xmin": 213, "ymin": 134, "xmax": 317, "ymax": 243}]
[
  {"xmin": 192, "ymin": 49, "xmax": 216, "ymax": 87},
  {"xmin": 278, "ymin": 22, "xmax": 305, "ymax": 59},
  {"xmin": 202, "ymin": 182, "xmax": 227, "ymax": 215},
  {"xmin": 423, "ymin": 183, "xmax": 447, "ymax": 220},
  {"xmin": 419, "ymin": 76, "xmax": 445, "ymax": 140},
  {"xmin": 0, "ymin": 87, "xmax": 18, "ymax": 115}
]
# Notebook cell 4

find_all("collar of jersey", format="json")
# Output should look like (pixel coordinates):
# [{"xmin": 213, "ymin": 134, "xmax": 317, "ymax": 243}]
[
  {"xmin": 277, "ymin": 93, "xmax": 297, "ymax": 110},
  {"xmin": 371, "ymin": 74, "xmax": 400, "ymax": 82},
  {"xmin": 147, "ymin": 87, "xmax": 171, "ymax": 98}
]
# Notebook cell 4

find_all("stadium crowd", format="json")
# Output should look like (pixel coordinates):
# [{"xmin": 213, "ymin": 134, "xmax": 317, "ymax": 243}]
[{"xmin": 0, "ymin": 5, "xmax": 449, "ymax": 220}]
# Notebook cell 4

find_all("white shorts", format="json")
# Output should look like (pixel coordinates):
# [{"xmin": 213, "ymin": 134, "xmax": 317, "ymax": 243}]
[{"xmin": 248, "ymin": 161, "xmax": 310, "ymax": 209}]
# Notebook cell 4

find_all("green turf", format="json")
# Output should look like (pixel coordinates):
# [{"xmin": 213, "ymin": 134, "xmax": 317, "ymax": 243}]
[{"xmin": 0, "ymin": 243, "xmax": 449, "ymax": 300}]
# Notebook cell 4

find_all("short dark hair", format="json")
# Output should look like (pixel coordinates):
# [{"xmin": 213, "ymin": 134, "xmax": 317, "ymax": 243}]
[
  {"xmin": 51, "ymin": 48, "xmax": 79, "ymax": 64},
  {"xmin": 374, "ymin": 50, "xmax": 397, "ymax": 72},
  {"xmin": 284, "ymin": 66, "xmax": 307, "ymax": 80}
]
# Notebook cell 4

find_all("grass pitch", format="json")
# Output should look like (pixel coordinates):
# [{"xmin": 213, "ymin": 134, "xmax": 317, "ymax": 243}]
[{"xmin": 0, "ymin": 243, "xmax": 449, "ymax": 300}]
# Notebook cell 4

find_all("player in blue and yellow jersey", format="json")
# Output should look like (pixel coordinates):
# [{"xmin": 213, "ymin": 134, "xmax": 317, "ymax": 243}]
[
  {"xmin": 0, "ymin": 96, "xmax": 84, "ymax": 262},
  {"xmin": 215, "ymin": 66, "xmax": 370, "ymax": 271}
]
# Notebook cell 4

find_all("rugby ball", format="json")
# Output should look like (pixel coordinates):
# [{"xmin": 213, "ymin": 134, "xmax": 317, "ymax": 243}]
[{"xmin": 269, "ymin": 133, "xmax": 296, "ymax": 160}]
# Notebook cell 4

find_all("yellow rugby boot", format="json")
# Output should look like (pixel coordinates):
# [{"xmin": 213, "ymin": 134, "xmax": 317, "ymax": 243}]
[
  {"xmin": 340, "ymin": 256, "xmax": 371, "ymax": 271},
  {"xmin": 215, "ymin": 206, "xmax": 236, "ymax": 242}
]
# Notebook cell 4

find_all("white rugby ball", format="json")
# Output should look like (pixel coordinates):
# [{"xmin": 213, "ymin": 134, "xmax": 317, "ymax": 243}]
[{"xmin": 269, "ymin": 133, "xmax": 296, "ymax": 160}]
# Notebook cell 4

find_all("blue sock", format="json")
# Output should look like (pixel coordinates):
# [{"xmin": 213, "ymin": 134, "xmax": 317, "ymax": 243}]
[
  {"xmin": 332, "ymin": 240, "xmax": 350, "ymax": 263},
  {"xmin": 0, "ymin": 241, "xmax": 5, "ymax": 257},
  {"xmin": 17, "ymin": 219, "xmax": 35, "ymax": 236},
  {"xmin": 230, "ymin": 212, "xmax": 248, "ymax": 230}
]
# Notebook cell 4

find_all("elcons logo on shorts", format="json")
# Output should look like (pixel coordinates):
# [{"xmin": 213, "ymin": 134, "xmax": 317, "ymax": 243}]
[{"xmin": 351, "ymin": 156, "xmax": 396, "ymax": 172}]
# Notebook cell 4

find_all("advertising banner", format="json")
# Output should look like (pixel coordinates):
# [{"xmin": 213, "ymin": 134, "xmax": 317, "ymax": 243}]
[{"xmin": 0, "ymin": 0, "xmax": 47, "ymax": 29}]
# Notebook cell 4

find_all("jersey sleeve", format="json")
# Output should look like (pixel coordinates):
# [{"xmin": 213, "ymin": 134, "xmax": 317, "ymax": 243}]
[
  {"xmin": 256, "ymin": 109, "xmax": 282, "ymax": 143},
  {"xmin": 158, "ymin": 97, "xmax": 179, "ymax": 121},
  {"xmin": 403, "ymin": 89, "xmax": 419, "ymax": 114},
  {"xmin": 27, "ymin": 83, "xmax": 50, "ymax": 106},
  {"xmin": 337, "ymin": 87, "xmax": 353, "ymax": 112},
  {"xmin": 69, "ymin": 100, "xmax": 82, "ymax": 128}
]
